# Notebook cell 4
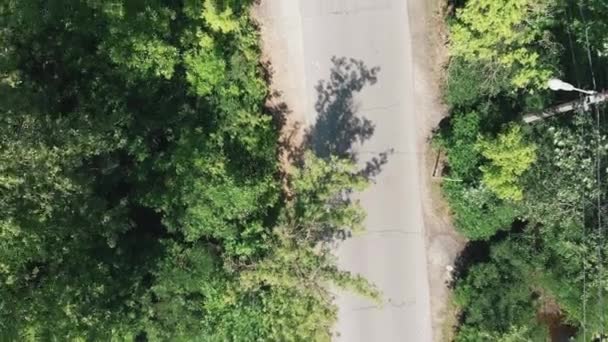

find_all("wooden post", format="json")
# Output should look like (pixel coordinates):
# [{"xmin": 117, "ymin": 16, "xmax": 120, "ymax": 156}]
[{"xmin": 432, "ymin": 148, "xmax": 442, "ymax": 177}]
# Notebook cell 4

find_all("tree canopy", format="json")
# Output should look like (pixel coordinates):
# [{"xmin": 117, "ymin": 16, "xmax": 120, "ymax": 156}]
[
  {"xmin": 0, "ymin": 0, "xmax": 375, "ymax": 340},
  {"xmin": 441, "ymin": 0, "xmax": 608, "ymax": 339},
  {"xmin": 450, "ymin": 0, "xmax": 558, "ymax": 90},
  {"xmin": 476, "ymin": 125, "xmax": 537, "ymax": 202}
]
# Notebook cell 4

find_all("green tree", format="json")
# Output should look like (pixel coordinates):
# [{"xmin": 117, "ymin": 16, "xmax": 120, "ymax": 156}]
[
  {"xmin": 450, "ymin": 0, "xmax": 558, "ymax": 90},
  {"xmin": 457, "ymin": 325, "xmax": 533, "ymax": 342},
  {"xmin": 454, "ymin": 240, "xmax": 546, "ymax": 341},
  {"xmin": 476, "ymin": 125, "xmax": 537, "ymax": 202},
  {"xmin": 445, "ymin": 57, "xmax": 511, "ymax": 108},
  {"xmin": 0, "ymin": 0, "xmax": 372, "ymax": 339},
  {"xmin": 438, "ymin": 111, "xmax": 519, "ymax": 240},
  {"xmin": 522, "ymin": 116, "xmax": 608, "ymax": 339},
  {"xmin": 441, "ymin": 0, "xmax": 608, "ymax": 339},
  {"xmin": 196, "ymin": 153, "xmax": 379, "ymax": 342}
]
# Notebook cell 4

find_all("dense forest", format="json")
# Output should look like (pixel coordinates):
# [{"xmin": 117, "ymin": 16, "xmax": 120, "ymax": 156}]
[
  {"xmin": 0, "ymin": 1, "xmax": 376, "ymax": 340},
  {"xmin": 440, "ymin": 0, "xmax": 608, "ymax": 340}
]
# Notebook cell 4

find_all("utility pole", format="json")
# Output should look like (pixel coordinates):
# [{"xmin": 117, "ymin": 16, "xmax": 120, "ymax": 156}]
[
  {"xmin": 523, "ymin": 78, "xmax": 606, "ymax": 124},
  {"xmin": 523, "ymin": 91, "xmax": 608, "ymax": 123}
]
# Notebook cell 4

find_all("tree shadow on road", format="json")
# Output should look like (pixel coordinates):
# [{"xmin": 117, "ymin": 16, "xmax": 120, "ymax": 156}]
[
  {"xmin": 262, "ymin": 55, "xmax": 395, "ymax": 188},
  {"xmin": 305, "ymin": 56, "xmax": 393, "ymax": 180}
]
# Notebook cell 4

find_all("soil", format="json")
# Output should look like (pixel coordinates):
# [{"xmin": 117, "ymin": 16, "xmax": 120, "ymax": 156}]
[
  {"xmin": 407, "ymin": 0, "xmax": 467, "ymax": 340},
  {"xmin": 252, "ymin": 2, "xmax": 308, "ymax": 178}
]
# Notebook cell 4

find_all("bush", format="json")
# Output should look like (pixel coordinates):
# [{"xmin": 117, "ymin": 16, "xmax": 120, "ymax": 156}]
[
  {"xmin": 445, "ymin": 58, "xmax": 510, "ymax": 108},
  {"xmin": 440, "ymin": 111, "xmax": 482, "ymax": 182},
  {"xmin": 438, "ymin": 111, "xmax": 520, "ymax": 240},
  {"xmin": 454, "ymin": 240, "xmax": 546, "ymax": 341},
  {"xmin": 444, "ymin": 182, "xmax": 519, "ymax": 240},
  {"xmin": 476, "ymin": 125, "xmax": 537, "ymax": 202}
]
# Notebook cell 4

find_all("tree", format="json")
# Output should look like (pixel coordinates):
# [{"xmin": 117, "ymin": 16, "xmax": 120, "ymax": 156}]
[
  {"xmin": 438, "ymin": 111, "xmax": 520, "ymax": 240},
  {"xmin": 445, "ymin": 57, "xmax": 511, "ymax": 108},
  {"xmin": 476, "ymin": 125, "xmax": 537, "ymax": 202},
  {"xmin": 195, "ymin": 153, "xmax": 379, "ymax": 342},
  {"xmin": 454, "ymin": 240, "xmax": 546, "ymax": 341},
  {"xmin": 442, "ymin": 0, "xmax": 608, "ymax": 339},
  {"xmin": 457, "ymin": 325, "xmax": 534, "ymax": 342},
  {"xmin": 450, "ymin": 0, "xmax": 558, "ymax": 90},
  {"xmin": 0, "ymin": 0, "xmax": 374, "ymax": 339},
  {"xmin": 521, "ymin": 116, "xmax": 608, "ymax": 339}
]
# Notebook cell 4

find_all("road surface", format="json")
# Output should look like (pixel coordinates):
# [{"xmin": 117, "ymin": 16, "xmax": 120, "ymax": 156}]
[{"xmin": 255, "ymin": 1, "xmax": 434, "ymax": 341}]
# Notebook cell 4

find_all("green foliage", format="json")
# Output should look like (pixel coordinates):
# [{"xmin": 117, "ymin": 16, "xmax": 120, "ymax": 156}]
[
  {"xmin": 201, "ymin": 0, "xmax": 240, "ymax": 33},
  {"xmin": 258, "ymin": 153, "xmax": 378, "ymax": 301},
  {"xmin": 0, "ymin": 0, "xmax": 371, "ymax": 340},
  {"xmin": 476, "ymin": 125, "xmax": 537, "ymax": 201},
  {"xmin": 442, "ymin": 1, "xmax": 608, "ymax": 339},
  {"xmin": 444, "ymin": 182, "xmax": 519, "ymax": 240},
  {"xmin": 450, "ymin": 0, "xmax": 558, "ymax": 90},
  {"xmin": 440, "ymin": 111, "xmax": 482, "ymax": 182},
  {"xmin": 521, "ymin": 116, "xmax": 608, "ymax": 339},
  {"xmin": 142, "ymin": 126, "xmax": 279, "ymax": 255},
  {"xmin": 197, "ymin": 153, "xmax": 379, "ymax": 342},
  {"xmin": 445, "ymin": 57, "xmax": 511, "ymax": 108},
  {"xmin": 98, "ymin": 2, "xmax": 180, "ymax": 79},
  {"xmin": 438, "ymin": 111, "xmax": 519, "ymax": 239},
  {"xmin": 523, "ymin": 116, "xmax": 598, "ymax": 227},
  {"xmin": 454, "ymin": 240, "xmax": 546, "ymax": 341},
  {"xmin": 445, "ymin": 109, "xmax": 608, "ymax": 342},
  {"xmin": 286, "ymin": 152, "xmax": 369, "ymax": 239},
  {"xmin": 137, "ymin": 242, "xmax": 219, "ymax": 340},
  {"xmin": 457, "ymin": 325, "xmax": 533, "ymax": 342},
  {"xmin": 182, "ymin": 31, "xmax": 228, "ymax": 97}
]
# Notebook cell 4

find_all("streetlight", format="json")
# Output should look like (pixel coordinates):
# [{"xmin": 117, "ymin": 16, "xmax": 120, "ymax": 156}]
[
  {"xmin": 548, "ymin": 78, "xmax": 597, "ymax": 95},
  {"xmin": 523, "ymin": 78, "xmax": 606, "ymax": 123}
]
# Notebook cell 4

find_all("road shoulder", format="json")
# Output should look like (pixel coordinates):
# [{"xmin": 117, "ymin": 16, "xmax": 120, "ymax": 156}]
[{"xmin": 406, "ymin": 0, "xmax": 466, "ymax": 341}]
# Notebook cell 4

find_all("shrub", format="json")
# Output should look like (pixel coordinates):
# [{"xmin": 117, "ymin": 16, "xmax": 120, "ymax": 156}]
[{"xmin": 444, "ymin": 182, "xmax": 519, "ymax": 240}]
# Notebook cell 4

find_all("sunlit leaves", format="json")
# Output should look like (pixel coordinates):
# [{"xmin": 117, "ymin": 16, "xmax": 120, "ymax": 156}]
[
  {"xmin": 0, "ymin": 0, "xmax": 375, "ymax": 340},
  {"xmin": 202, "ymin": 0, "xmax": 240, "ymax": 34},
  {"xmin": 477, "ymin": 125, "xmax": 537, "ymax": 201},
  {"xmin": 450, "ymin": 0, "xmax": 557, "ymax": 90}
]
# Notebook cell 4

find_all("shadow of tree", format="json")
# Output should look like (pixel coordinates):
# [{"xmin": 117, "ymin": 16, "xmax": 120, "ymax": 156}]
[
  {"xmin": 262, "ymin": 56, "xmax": 394, "ymax": 183},
  {"xmin": 446, "ymin": 240, "xmax": 490, "ymax": 289},
  {"xmin": 359, "ymin": 149, "xmax": 393, "ymax": 181},
  {"xmin": 305, "ymin": 56, "xmax": 392, "ymax": 179},
  {"xmin": 262, "ymin": 57, "xmax": 395, "ymax": 242},
  {"xmin": 447, "ymin": 220, "xmax": 524, "ymax": 289},
  {"xmin": 306, "ymin": 56, "xmax": 378, "ymax": 159}
]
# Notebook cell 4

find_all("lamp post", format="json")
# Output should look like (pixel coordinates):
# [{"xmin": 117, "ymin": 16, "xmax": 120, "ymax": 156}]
[
  {"xmin": 548, "ymin": 78, "xmax": 597, "ymax": 95},
  {"xmin": 523, "ymin": 79, "xmax": 606, "ymax": 123}
]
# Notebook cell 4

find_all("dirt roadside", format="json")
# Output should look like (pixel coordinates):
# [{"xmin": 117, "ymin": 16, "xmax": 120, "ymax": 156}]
[
  {"xmin": 407, "ymin": 0, "xmax": 465, "ymax": 341},
  {"xmin": 252, "ymin": 2, "xmax": 308, "ymax": 176}
]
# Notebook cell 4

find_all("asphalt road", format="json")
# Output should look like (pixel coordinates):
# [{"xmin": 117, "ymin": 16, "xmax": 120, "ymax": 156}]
[{"xmin": 255, "ymin": 1, "xmax": 433, "ymax": 341}]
